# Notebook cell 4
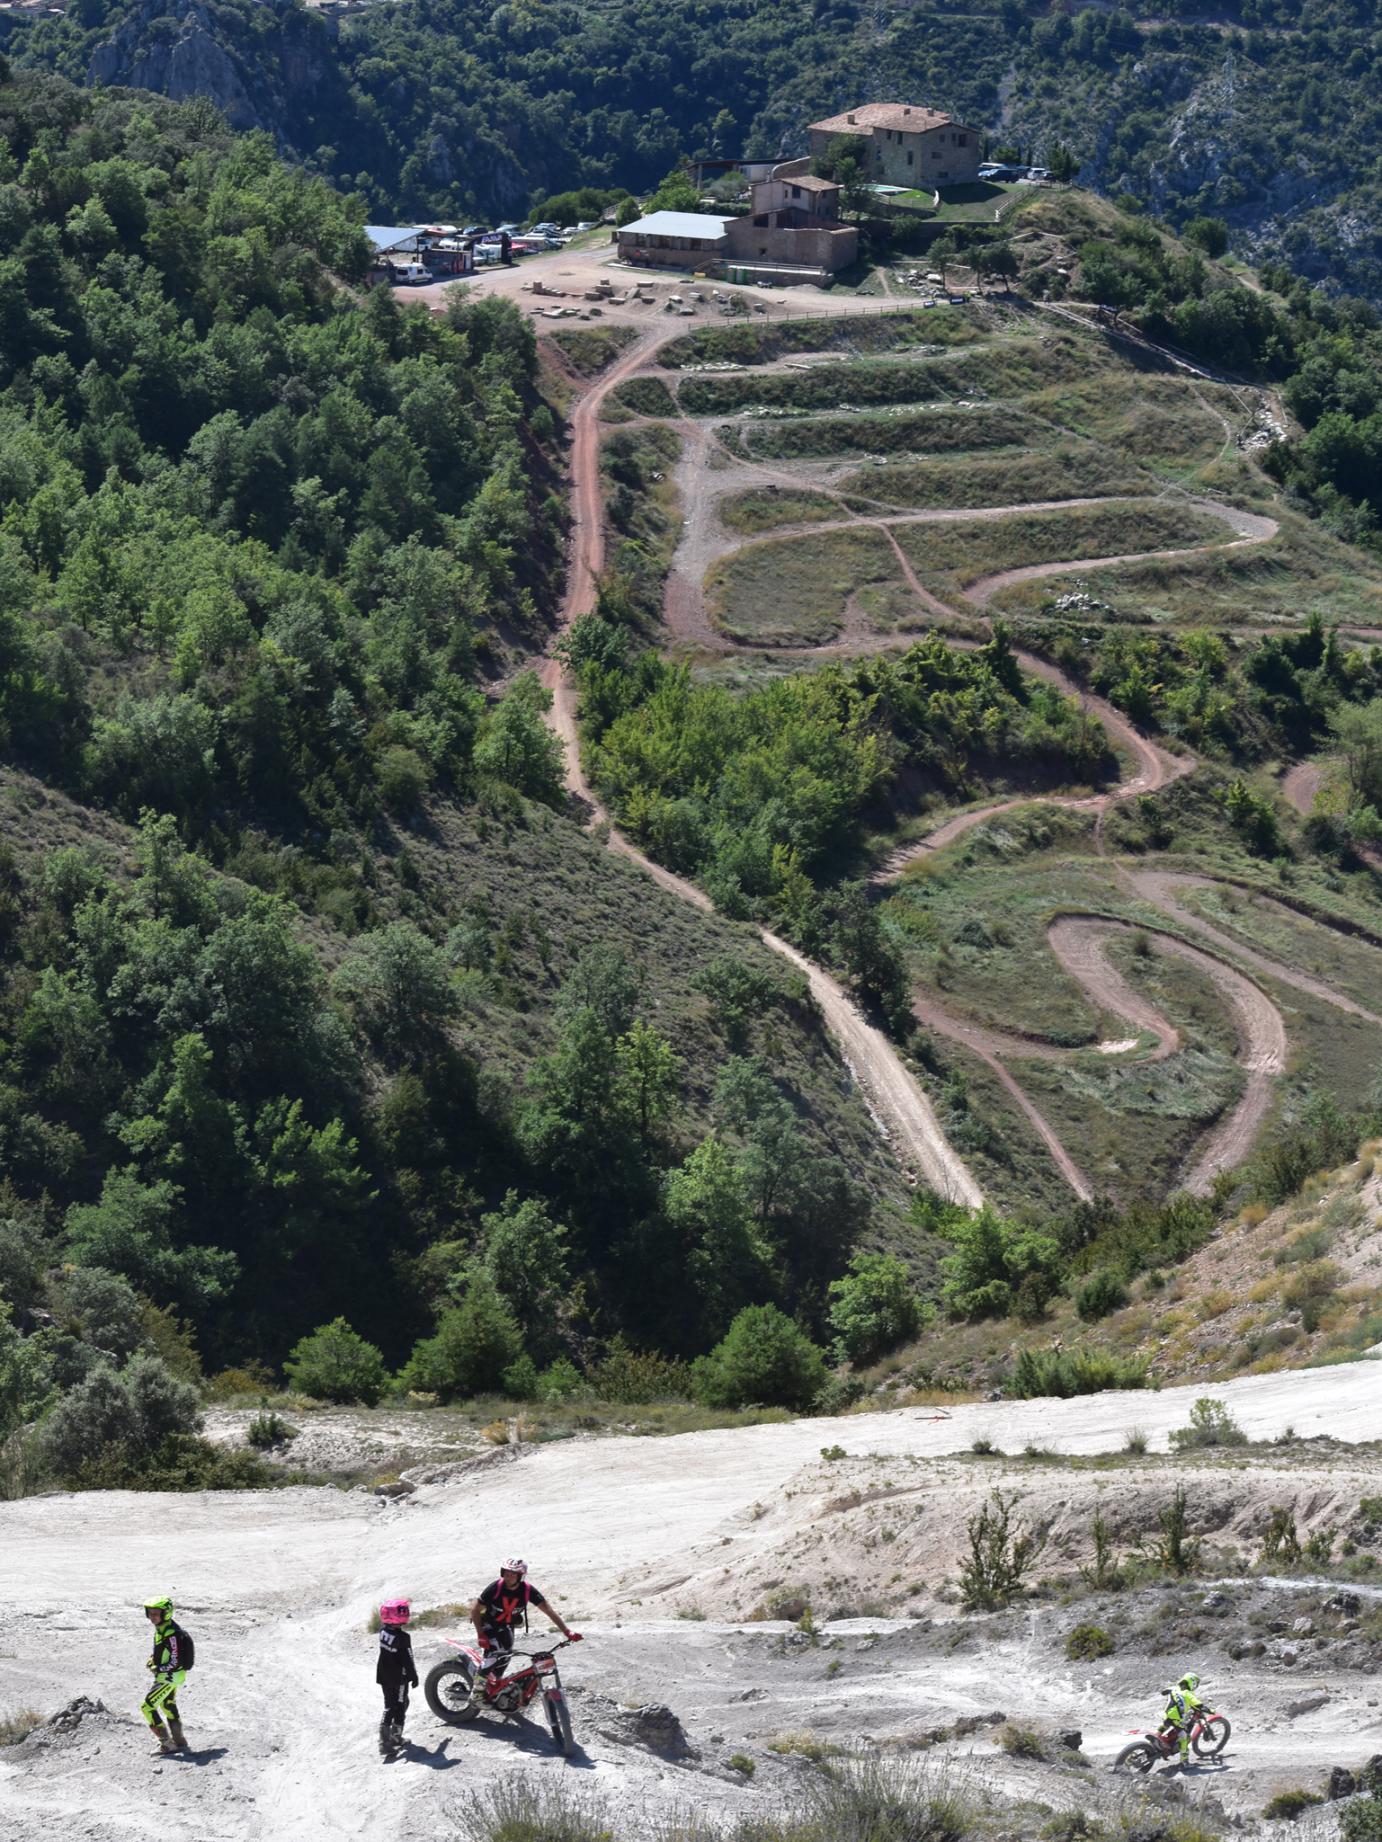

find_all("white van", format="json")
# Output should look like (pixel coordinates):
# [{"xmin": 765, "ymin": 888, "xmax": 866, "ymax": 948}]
[{"xmin": 388, "ymin": 261, "xmax": 430, "ymax": 284}]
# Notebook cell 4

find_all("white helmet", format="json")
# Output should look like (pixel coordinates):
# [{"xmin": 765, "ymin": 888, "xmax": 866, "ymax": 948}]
[{"xmin": 499, "ymin": 1557, "xmax": 528, "ymax": 1577}]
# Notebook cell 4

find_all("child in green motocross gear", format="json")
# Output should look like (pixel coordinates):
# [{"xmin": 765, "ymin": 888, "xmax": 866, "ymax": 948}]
[
  {"xmin": 1158, "ymin": 1673, "xmax": 1204, "ymax": 1762},
  {"xmin": 140, "ymin": 1596, "xmax": 189, "ymax": 1754}
]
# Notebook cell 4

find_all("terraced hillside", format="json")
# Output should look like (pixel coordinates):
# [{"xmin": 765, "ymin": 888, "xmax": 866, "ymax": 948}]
[{"xmin": 556, "ymin": 293, "xmax": 1382, "ymax": 1222}]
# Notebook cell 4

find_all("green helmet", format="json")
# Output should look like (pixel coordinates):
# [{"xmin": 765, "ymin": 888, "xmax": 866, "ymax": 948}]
[
  {"xmin": 1178, "ymin": 1672, "xmax": 1199, "ymax": 1692},
  {"xmin": 143, "ymin": 1595, "xmax": 173, "ymax": 1616}
]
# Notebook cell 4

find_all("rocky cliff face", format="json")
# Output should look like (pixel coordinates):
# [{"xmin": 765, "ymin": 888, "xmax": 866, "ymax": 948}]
[
  {"xmin": 84, "ymin": 0, "xmax": 353, "ymax": 151},
  {"xmin": 89, "ymin": 0, "xmax": 261, "ymax": 127}
]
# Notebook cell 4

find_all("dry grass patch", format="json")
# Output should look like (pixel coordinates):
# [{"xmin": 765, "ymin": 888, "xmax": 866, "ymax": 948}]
[
  {"xmin": 719, "ymin": 488, "xmax": 841, "ymax": 534},
  {"xmin": 840, "ymin": 444, "xmax": 1146, "ymax": 512},
  {"xmin": 737, "ymin": 403, "xmax": 1046, "ymax": 461},
  {"xmin": 707, "ymin": 526, "xmax": 903, "ymax": 645},
  {"xmin": 0, "ymin": 1709, "xmax": 42, "ymax": 1747},
  {"xmin": 893, "ymin": 499, "xmax": 1231, "ymax": 605}
]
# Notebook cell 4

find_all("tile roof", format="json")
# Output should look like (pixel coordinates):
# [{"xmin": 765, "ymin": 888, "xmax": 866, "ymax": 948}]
[{"xmin": 809, "ymin": 103, "xmax": 954, "ymax": 136}]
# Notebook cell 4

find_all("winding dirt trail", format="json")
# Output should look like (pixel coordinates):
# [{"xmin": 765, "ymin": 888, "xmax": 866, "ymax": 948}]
[
  {"xmin": 540, "ymin": 307, "xmax": 1381, "ymax": 1208},
  {"xmin": 538, "ymin": 318, "xmax": 982, "ymax": 1205}
]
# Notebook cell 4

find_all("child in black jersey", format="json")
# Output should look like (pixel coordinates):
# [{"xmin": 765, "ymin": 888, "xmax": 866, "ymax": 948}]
[{"xmin": 376, "ymin": 1599, "xmax": 419, "ymax": 1757}]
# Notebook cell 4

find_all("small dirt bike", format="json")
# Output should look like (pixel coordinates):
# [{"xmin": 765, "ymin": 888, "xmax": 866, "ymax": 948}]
[
  {"xmin": 424, "ymin": 1635, "xmax": 582, "ymax": 1759},
  {"xmin": 1114, "ymin": 1707, "xmax": 1231, "ymax": 1773}
]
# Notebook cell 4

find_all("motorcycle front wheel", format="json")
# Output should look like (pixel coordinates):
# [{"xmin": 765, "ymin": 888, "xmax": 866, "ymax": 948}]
[
  {"xmin": 1193, "ymin": 1716, "xmax": 1230, "ymax": 1758},
  {"xmin": 1114, "ymin": 1740, "xmax": 1159, "ymax": 1774},
  {"xmin": 546, "ymin": 1691, "xmax": 576, "ymax": 1760},
  {"xmin": 425, "ymin": 1659, "xmax": 480, "ymax": 1726}
]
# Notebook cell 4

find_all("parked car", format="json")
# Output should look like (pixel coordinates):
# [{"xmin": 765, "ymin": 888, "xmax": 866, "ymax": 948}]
[
  {"xmin": 387, "ymin": 261, "xmax": 430, "ymax": 284},
  {"xmin": 462, "ymin": 224, "xmax": 485, "ymax": 237},
  {"xmin": 979, "ymin": 163, "xmax": 1019, "ymax": 181}
]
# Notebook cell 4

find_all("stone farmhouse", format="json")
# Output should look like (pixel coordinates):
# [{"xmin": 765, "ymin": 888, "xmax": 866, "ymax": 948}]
[
  {"xmin": 808, "ymin": 102, "xmax": 981, "ymax": 188},
  {"xmin": 617, "ymin": 171, "xmax": 857, "ymax": 285}
]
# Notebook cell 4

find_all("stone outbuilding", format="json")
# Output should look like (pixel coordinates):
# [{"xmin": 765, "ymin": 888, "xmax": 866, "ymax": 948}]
[
  {"xmin": 616, "ymin": 176, "xmax": 858, "ymax": 285},
  {"xmin": 807, "ymin": 102, "xmax": 981, "ymax": 188}
]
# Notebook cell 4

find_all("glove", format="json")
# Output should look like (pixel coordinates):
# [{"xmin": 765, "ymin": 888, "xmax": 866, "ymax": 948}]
[{"xmin": 567, "ymin": 1631, "xmax": 583, "ymax": 1643}]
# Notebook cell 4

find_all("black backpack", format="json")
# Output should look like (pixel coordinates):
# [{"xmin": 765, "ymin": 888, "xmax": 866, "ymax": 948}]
[{"xmin": 173, "ymin": 1622, "xmax": 195, "ymax": 1672}]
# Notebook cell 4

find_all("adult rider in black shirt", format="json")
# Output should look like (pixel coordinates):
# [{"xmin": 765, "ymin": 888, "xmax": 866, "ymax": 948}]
[{"xmin": 470, "ymin": 1558, "xmax": 579, "ymax": 1699}]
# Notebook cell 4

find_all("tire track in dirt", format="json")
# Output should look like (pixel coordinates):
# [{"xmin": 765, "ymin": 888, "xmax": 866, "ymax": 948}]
[{"xmin": 538, "ymin": 320, "xmax": 983, "ymax": 1205}]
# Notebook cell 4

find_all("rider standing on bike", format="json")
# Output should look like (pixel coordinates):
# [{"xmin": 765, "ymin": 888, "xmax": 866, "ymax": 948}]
[
  {"xmin": 1158, "ymin": 1672, "xmax": 1204, "ymax": 1764},
  {"xmin": 470, "ymin": 1558, "xmax": 578, "ymax": 1698}
]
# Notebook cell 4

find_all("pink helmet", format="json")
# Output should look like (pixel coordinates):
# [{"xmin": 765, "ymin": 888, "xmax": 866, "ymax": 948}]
[
  {"xmin": 379, "ymin": 1599, "xmax": 411, "ymax": 1626},
  {"xmin": 499, "ymin": 1558, "xmax": 528, "ymax": 1578}
]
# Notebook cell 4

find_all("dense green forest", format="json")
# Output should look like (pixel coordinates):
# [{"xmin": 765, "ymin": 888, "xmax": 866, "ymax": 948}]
[
  {"xmin": 7, "ymin": 0, "xmax": 1382, "ymax": 301},
  {"xmin": 0, "ymin": 71, "xmax": 952, "ymax": 1485}
]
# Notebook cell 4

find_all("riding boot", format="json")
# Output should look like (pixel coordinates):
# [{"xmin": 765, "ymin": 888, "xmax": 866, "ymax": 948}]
[
  {"xmin": 149, "ymin": 1720, "xmax": 173, "ymax": 1753},
  {"xmin": 167, "ymin": 1719, "xmax": 188, "ymax": 1752},
  {"xmin": 379, "ymin": 1717, "xmax": 395, "ymax": 1756}
]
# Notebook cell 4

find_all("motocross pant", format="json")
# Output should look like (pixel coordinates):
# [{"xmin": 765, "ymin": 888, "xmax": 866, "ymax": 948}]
[{"xmin": 141, "ymin": 1671, "xmax": 185, "ymax": 1728}]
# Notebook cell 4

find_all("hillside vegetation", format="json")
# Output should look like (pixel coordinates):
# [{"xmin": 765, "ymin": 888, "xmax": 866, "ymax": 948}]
[{"xmin": 0, "ymin": 75, "xmax": 931, "ymax": 1493}]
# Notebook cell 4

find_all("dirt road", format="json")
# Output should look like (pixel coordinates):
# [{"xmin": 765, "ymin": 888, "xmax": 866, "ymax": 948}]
[{"xmin": 537, "ymin": 307, "xmax": 982, "ymax": 1202}]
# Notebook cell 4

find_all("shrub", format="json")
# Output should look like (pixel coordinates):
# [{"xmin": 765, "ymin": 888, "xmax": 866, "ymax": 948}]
[
  {"xmin": 1075, "ymin": 1268, "xmax": 1129, "ymax": 1322},
  {"xmin": 1008, "ymin": 1348, "xmax": 1148, "ymax": 1399},
  {"xmin": 827, "ymin": 1251, "xmax": 922, "ymax": 1366},
  {"xmin": 1124, "ymin": 1427, "xmax": 1149, "ymax": 1454},
  {"xmin": 284, "ymin": 1318, "xmax": 388, "ymax": 1406},
  {"xmin": 1066, "ymin": 1623, "xmax": 1114, "ymax": 1660},
  {"xmin": 79, "ymin": 1433, "xmax": 280, "ymax": 1491},
  {"xmin": 692, "ymin": 1305, "xmax": 827, "ymax": 1411},
  {"xmin": 456, "ymin": 1775, "xmax": 616, "ymax": 1842},
  {"xmin": 37, "ymin": 1351, "xmax": 201, "ymax": 1481},
  {"xmin": 1000, "ymin": 1724, "xmax": 1046, "ymax": 1759},
  {"xmin": 0, "ymin": 1709, "xmax": 42, "ymax": 1746},
  {"xmin": 537, "ymin": 1357, "xmax": 584, "ymax": 1402},
  {"xmin": 246, "ymin": 1411, "xmax": 297, "ymax": 1450},
  {"xmin": 1169, "ymin": 1397, "xmax": 1247, "ymax": 1450},
  {"xmin": 1258, "ymin": 1507, "xmax": 1301, "ymax": 1564},
  {"xmin": 587, "ymin": 1338, "xmax": 689, "ymax": 1404},
  {"xmin": 1282, "ymin": 1260, "xmax": 1341, "ymax": 1333},
  {"xmin": 1081, "ymin": 1510, "xmax": 1124, "ymax": 1590},
  {"xmin": 815, "ymin": 1372, "xmax": 865, "ymax": 1414},
  {"xmin": 959, "ymin": 1489, "xmax": 1045, "ymax": 1611},
  {"xmin": 1341, "ymin": 1789, "xmax": 1382, "ymax": 1842},
  {"xmin": 376, "ymin": 744, "xmax": 431, "ymax": 814},
  {"xmin": 400, "ymin": 1278, "xmax": 523, "ymax": 1404},
  {"xmin": 501, "ymin": 1354, "xmax": 541, "ymax": 1400},
  {"xmin": 728, "ymin": 1753, "xmax": 755, "ymax": 1777},
  {"xmin": 1145, "ymin": 1484, "xmax": 1200, "ymax": 1576},
  {"xmin": 1264, "ymin": 1791, "xmax": 1325, "ymax": 1821}
]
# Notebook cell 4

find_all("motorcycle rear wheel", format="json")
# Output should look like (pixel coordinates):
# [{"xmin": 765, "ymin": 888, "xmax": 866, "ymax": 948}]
[
  {"xmin": 1193, "ymin": 1716, "xmax": 1230, "ymax": 1758},
  {"xmin": 1114, "ymin": 1740, "xmax": 1159, "ymax": 1774},
  {"xmin": 425, "ymin": 1659, "xmax": 480, "ymax": 1727},
  {"xmin": 546, "ymin": 1692, "xmax": 576, "ymax": 1760}
]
